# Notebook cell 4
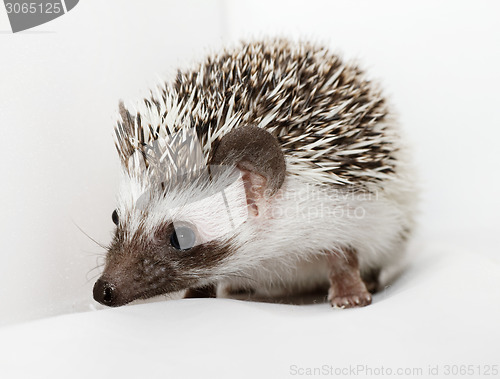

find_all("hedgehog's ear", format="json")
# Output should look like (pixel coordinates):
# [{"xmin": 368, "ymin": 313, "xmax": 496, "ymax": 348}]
[{"xmin": 210, "ymin": 125, "xmax": 286, "ymax": 216}]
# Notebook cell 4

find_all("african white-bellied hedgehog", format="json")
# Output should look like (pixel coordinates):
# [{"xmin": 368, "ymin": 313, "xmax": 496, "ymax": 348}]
[{"xmin": 93, "ymin": 38, "xmax": 417, "ymax": 308}]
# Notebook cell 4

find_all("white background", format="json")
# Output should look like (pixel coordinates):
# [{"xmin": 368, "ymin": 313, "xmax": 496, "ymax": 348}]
[{"xmin": 0, "ymin": 0, "xmax": 499, "ymax": 327}]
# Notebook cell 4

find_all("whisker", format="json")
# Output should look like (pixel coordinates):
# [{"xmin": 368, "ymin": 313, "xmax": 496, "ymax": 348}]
[
  {"xmin": 81, "ymin": 250, "xmax": 106, "ymax": 257},
  {"xmin": 85, "ymin": 256, "xmax": 106, "ymax": 283},
  {"xmin": 86, "ymin": 267, "xmax": 103, "ymax": 284},
  {"xmin": 72, "ymin": 220, "xmax": 109, "ymax": 250}
]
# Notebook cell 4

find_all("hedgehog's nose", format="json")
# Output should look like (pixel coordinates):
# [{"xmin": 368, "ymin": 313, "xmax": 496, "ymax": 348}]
[{"xmin": 93, "ymin": 278, "xmax": 118, "ymax": 306}]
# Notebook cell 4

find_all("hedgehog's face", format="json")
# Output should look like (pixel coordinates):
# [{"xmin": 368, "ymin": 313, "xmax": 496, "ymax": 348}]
[
  {"xmin": 93, "ymin": 216, "xmax": 234, "ymax": 307},
  {"xmin": 94, "ymin": 125, "xmax": 286, "ymax": 307},
  {"xmin": 93, "ymin": 170, "xmax": 248, "ymax": 307}
]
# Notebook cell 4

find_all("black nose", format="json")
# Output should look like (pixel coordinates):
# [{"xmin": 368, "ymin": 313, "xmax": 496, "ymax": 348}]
[{"xmin": 93, "ymin": 278, "xmax": 118, "ymax": 306}]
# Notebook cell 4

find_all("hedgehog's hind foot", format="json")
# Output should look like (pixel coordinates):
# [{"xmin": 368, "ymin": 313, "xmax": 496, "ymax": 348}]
[
  {"xmin": 327, "ymin": 248, "xmax": 372, "ymax": 308},
  {"xmin": 329, "ymin": 291, "xmax": 372, "ymax": 308}
]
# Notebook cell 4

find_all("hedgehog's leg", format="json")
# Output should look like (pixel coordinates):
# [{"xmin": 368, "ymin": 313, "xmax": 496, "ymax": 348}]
[
  {"xmin": 327, "ymin": 248, "xmax": 372, "ymax": 308},
  {"xmin": 362, "ymin": 267, "xmax": 381, "ymax": 294},
  {"xmin": 184, "ymin": 284, "xmax": 217, "ymax": 299}
]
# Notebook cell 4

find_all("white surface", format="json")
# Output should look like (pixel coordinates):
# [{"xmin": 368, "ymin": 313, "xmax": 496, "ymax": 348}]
[
  {"xmin": 0, "ymin": 233, "xmax": 499, "ymax": 378},
  {"xmin": 1, "ymin": 0, "xmax": 499, "ymax": 376}
]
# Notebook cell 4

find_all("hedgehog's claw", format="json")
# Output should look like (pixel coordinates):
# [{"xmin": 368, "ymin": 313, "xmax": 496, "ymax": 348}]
[{"xmin": 329, "ymin": 292, "xmax": 372, "ymax": 308}]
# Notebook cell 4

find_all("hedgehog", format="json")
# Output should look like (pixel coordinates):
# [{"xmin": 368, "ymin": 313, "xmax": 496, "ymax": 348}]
[{"xmin": 93, "ymin": 38, "xmax": 417, "ymax": 309}]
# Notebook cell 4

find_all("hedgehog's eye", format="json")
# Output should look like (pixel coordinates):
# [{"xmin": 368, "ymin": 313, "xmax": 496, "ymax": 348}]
[
  {"xmin": 112, "ymin": 209, "xmax": 119, "ymax": 225},
  {"xmin": 170, "ymin": 226, "xmax": 196, "ymax": 251}
]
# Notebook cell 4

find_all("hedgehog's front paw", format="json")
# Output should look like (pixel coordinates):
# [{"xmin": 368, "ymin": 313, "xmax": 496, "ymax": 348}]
[
  {"xmin": 328, "ymin": 290, "xmax": 372, "ymax": 308},
  {"xmin": 184, "ymin": 284, "xmax": 217, "ymax": 298}
]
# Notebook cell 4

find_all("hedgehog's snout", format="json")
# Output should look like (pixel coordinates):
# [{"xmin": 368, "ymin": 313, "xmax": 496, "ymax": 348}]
[{"xmin": 93, "ymin": 278, "xmax": 119, "ymax": 307}]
